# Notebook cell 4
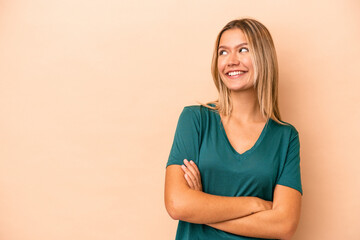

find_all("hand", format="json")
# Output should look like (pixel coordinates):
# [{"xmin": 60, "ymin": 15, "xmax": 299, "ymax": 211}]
[{"xmin": 181, "ymin": 159, "xmax": 203, "ymax": 191}]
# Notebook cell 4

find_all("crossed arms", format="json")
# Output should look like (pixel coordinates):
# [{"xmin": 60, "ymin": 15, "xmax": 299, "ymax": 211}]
[{"xmin": 164, "ymin": 160, "xmax": 302, "ymax": 240}]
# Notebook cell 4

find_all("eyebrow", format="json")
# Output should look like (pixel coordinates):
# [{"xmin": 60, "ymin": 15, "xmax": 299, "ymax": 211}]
[{"xmin": 218, "ymin": 43, "xmax": 248, "ymax": 49}]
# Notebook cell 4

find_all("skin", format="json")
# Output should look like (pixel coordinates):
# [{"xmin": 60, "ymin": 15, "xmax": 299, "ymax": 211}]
[
  {"xmin": 217, "ymin": 28, "xmax": 254, "ymax": 94},
  {"xmin": 165, "ymin": 165, "xmax": 273, "ymax": 224},
  {"xmin": 164, "ymin": 28, "xmax": 302, "ymax": 239}
]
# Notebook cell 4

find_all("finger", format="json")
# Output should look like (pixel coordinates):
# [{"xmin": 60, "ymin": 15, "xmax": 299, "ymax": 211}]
[
  {"xmin": 190, "ymin": 160, "xmax": 200, "ymax": 175},
  {"xmin": 185, "ymin": 172, "xmax": 199, "ymax": 191},
  {"xmin": 181, "ymin": 164, "xmax": 196, "ymax": 182},
  {"xmin": 184, "ymin": 159, "xmax": 200, "ymax": 183},
  {"xmin": 188, "ymin": 160, "xmax": 202, "ymax": 190},
  {"xmin": 181, "ymin": 165, "xmax": 196, "ymax": 190},
  {"xmin": 182, "ymin": 162, "xmax": 202, "ymax": 191},
  {"xmin": 183, "ymin": 159, "xmax": 201, "ymax": 184},
  {"xmin": 184, "ymin": 173, "xmax": 195, "ymax": 189},
  {"xmin": 181, "ymin": 164, "xmax": 197, "ymax": 185},
  {"xmin": 189, "ymin": 160, "xmax": 201, "ymax": 176},
  {"xmin": 190, "ymin": 160, "xmax": 202, "ymax": 188},
  {"xmin": 186, "ymin": 159, "xmax": 200, "ymax": 179},
  {"xmin": 186, "ymin": 162, "xmax": 201, "ymax": 190}
]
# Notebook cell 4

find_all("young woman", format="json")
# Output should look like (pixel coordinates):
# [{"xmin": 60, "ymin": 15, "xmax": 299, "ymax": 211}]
[{"xmin": 164, "ymin": 18, "xmax": 303, "ymax": 240}]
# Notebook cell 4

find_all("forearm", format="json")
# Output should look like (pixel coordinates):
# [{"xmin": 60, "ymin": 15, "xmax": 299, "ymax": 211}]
[
  {"xmin": 165, "ymin": 165, "xmax": 270, "ymax": 224},
  {"xmin": 170, "ymin": 188, "xmax": 267, "ymax": 224},
  {"xmin": 207, "ymin": 208, "xmax": 296, "ymax": 240}
]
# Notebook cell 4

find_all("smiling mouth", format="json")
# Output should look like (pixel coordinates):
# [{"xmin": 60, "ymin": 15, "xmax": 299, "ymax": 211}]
[{"xmin": 226, "ymin": 70, "xmax": 247, "ymax": 77}]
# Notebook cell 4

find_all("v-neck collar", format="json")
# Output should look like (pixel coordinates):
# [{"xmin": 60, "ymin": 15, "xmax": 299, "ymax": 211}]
[{"xmin": 214, "ymin": 110, "xmax": 272, "ymax": 160}]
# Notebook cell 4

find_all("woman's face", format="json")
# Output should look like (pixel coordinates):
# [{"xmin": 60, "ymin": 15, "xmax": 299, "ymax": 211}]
[{"xmin": 217, "ymin": 28, "xmax": 254, "ymax": 92}]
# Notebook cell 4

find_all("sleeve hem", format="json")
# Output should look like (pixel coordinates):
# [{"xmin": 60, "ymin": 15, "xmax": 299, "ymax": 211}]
[
  {"xmin": 276, "ymin": 183, "xmax": 303, "ymax": 196},
  {"xmin": 166, "ymin": 159, "xmax": 184, "ymax": 168}
]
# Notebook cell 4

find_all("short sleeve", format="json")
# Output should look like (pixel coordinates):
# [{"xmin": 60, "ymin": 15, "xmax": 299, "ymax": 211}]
[
  {"xmin": 166, "ymin": 107, "xmax": 201, "ymax": 168},
  {"xmin": 276, "ymin": 127, "xmax": 303, "ymax": 195}
]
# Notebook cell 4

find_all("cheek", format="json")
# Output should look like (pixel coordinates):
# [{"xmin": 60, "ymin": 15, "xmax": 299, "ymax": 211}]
[
  {"xmin": 243, "ymin": 57, "xmax": 253, "ymax": 69},
  {"xmin": 217, "ymin": 59, "xmax": 226, "ymax": 72}
]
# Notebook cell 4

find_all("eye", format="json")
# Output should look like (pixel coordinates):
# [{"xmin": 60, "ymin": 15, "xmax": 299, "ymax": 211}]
[
  {"xmin": 219, "ymin": 50, "xmax": 227, "ymax": 56},
  {"xmin": 239, "ymin": 47, "xmax": 249, "ymax": 53}
]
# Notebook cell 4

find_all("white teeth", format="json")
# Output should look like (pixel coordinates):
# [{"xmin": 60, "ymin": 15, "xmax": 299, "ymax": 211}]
[{"xmin": 227, "ymin": 71, "xmax": 244, "ymax": 76}]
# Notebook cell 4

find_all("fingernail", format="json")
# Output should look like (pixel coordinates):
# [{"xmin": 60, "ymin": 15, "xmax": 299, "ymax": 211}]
[
  {"xmin": 190, "ymin": 160, "xmax": 194, "ymax": 164},
  {"xmin": 184, "ymin": 159, "xmax": 188, "ymax": 163}
]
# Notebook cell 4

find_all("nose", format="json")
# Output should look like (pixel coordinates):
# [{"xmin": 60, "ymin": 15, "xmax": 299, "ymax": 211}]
[{"xmin": 227, "ymin": 53, "xmax": 240, "ymax": 66}]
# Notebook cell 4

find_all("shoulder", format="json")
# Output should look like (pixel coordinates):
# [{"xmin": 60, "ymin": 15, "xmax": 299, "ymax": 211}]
[
  {"xmin": 181, "ymin": 104, "xmax": 214, "ymax": 118},
  {"xmin": 180, "ymin": 105, "xmax": 200, "ymax": 120},
  {"xmin": 269, "ymin": 119, "xmax": 299, "ymax": 140},
  {"xmin": 178, "ymin": 104, "xmax": 217, "ymax": 129},
  {"xmin": 176, "ymin": 105, "xmax": 203, "ymax": 127},
  {"xmin": 183, "ymin": 105, "xmax": 201, "ymax": 113}
]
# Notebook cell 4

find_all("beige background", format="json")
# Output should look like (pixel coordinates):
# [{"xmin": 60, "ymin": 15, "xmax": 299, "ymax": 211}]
[{"xmin": 0, "ymin": 0, "xmax": 359, "ymax": 239}]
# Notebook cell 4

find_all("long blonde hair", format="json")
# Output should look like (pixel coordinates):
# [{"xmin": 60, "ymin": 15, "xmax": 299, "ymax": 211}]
[{"xmin": 204, "ymin": 18, "xmax": 284, "ymax": 124}]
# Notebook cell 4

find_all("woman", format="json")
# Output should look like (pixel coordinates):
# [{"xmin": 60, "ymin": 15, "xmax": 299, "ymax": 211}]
[{"xmin": 164, "ymin": 18, "xmax": 302, "ymax": 240}]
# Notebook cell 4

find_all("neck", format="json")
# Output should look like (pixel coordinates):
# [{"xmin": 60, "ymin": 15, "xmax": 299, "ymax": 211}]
[{"xmin": 228, "ymin": 88, "xmax": 265, "ymax": 123}]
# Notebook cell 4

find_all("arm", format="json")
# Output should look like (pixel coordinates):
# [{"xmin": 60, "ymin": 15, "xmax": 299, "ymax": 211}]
[
  {"xmin": 207, "ymin": 184, "xmax": 302, "ymax": 240},
  {"xmin": 164, "ymin": 162, "xmax": 272, "ymax": 224},
  {"xmin": 183, "ymin": 161, "xmax": 302, "ymax": 239}
]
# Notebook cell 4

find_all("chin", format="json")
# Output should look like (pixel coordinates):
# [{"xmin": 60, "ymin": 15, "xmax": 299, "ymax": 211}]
[
  {"xmin": 227, "ymin": 85, "xmax": 254, "ymax": 92},
  {"xmin": 223, "ymin": 78, "xmax": 254, "ymax": 92}
]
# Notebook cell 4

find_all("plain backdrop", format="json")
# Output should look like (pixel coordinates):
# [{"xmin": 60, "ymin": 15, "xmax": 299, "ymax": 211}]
[{"xmin": 0, "ymin": 0, "xmax": 359, "ymax": 239}]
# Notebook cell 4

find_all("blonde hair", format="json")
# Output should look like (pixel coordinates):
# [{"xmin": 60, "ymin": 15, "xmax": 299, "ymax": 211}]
[{"xmin": 204, "ymin": 18, "xmax": 284, "ymax": 124}]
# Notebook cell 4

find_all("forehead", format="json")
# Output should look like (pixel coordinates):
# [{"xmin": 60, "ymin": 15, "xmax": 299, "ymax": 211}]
[{"xmin": 219, "ymin": 28, "xmax": 247, "ymax": 47}]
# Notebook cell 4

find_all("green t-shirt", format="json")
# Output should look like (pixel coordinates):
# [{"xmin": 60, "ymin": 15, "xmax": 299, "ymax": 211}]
[{"xmin": 166, "ymin": 105, "xmax": 303, "ymax": 240}]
